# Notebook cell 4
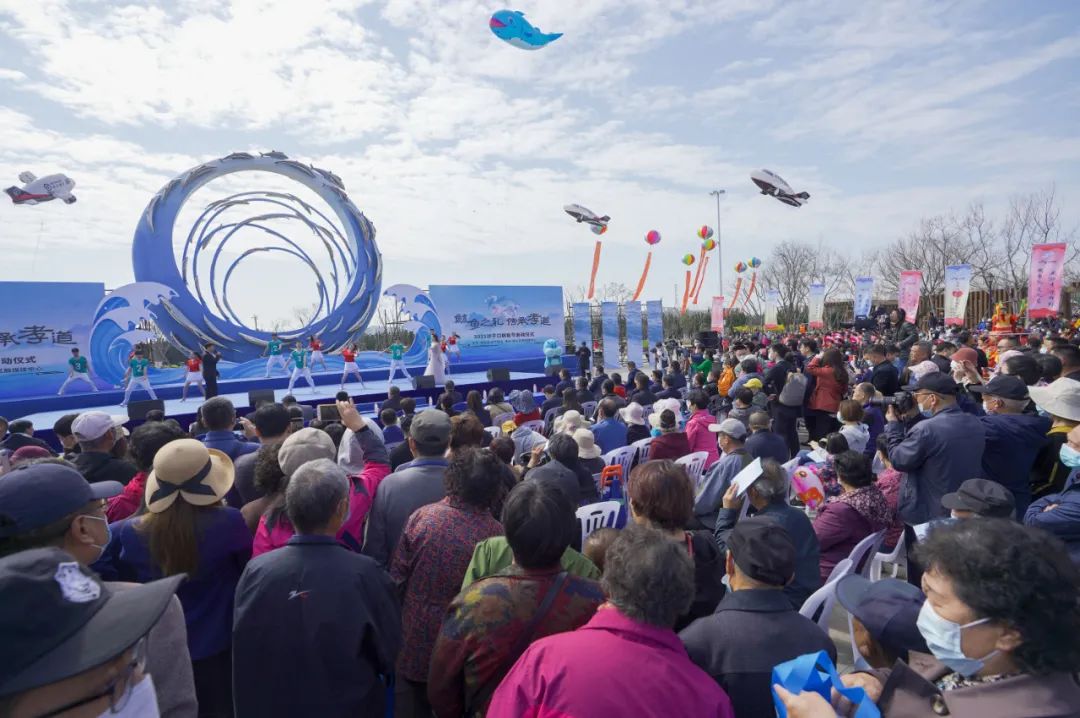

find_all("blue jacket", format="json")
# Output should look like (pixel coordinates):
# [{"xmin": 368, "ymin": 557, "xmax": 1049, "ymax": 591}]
[
  {"xmin": 1024, "ymin": 470, "xmax": 1080, "ymax": 566},
  {"xmin": 590, "ymin": 418, "xmax": 628, "ymax": 455},
  {"xmin": 979, "ymin": 412, "xmax": 1051, "ymax": 516},
  {"xmin": 861, "ymin": 404, "xmax": 885, "ymax": 458},
  {"xmin": 744, "ymin": 430, "xmax": 790, "ymax": 464},
  {"xmin": 885, "ymin": 405, "xmax": 986, "ymax": 524}
]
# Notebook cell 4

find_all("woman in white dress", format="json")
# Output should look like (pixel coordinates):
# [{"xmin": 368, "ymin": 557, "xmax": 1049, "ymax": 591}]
[{"xmin": 424, "ymin": 329, "xmax": 446, "ymax": 384}]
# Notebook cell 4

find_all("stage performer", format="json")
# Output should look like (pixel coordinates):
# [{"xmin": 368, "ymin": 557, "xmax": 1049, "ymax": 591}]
[
  {"xmin": 575, "ymin": 341, "xmax": 592, "ymax": 376},
  {"xmin": 57, "ymin": 347, "xmax": 99, "ymax": 395},
  {"xmin": 120, "ymin": 347, "xmax": 157, "ymax": 407},
  {"xmin": 263, "ymin": 332, "xmax": 287, "ymax": 377},
  {"xmin": 424, "ymin": 329, "xmax": 446, "ymax": 385},
  {"xmin": 202, "ymin": 342, "xmax": 222, "ymax": 399},
  {"xmin": 286, "ymin": 341, "xmax": 316, "ymax": 394},
  {"xmin": 308, "ymin": 334, "xmax": 328, "ymax": 371},
  {"xmin": 339, "ymin": 343, "xmax": 365, "ymax": 389},
  {"xmin": 440, "ymin": 335, "xmax": 451, "ymax": 376},
  {"xmin": 385, "ymin": 339, "xmax": 411, "ymax": 390},
  {"xmin": 447, "ymin": 332, "xmax": 461, "ymax": 360},
  {"xmin": 180, "ymin": 350, "xmax": 205, "ymax": 402}
]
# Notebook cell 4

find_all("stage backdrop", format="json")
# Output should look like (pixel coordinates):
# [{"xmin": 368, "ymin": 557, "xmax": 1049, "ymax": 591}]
[
  {"xmin": 0, "ymin": 282, "xmax": 105, "ymax": 400},
  {"xmin": 600, "ymin": 302, "xmax": 620, "ymax": 369},
  {"xmin": 646, "ymin": 300, "xmax": 663, "ymax": 348},
  {"xmin": 624, "ymin": 302, "xmax": 644, "ymax": 366},
  {"xmin": 572, "ymin": 302, "xmax": 591, "ymax": 348},
  {"xmin": 428, "ymin": 285, "xmax": 563, "ymax": 363}
]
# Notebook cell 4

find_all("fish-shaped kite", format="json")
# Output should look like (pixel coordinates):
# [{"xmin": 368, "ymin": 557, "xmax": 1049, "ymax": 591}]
[{"xmin": 490, "ymin": 10, "xmax": 562, "ymax": 50}]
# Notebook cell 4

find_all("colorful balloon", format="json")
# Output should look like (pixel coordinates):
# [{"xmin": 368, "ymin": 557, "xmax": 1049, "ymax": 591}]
[
  {"xmin": 748, "ymin": 257, "xmax": 762, "ymax": 268},
  {"xmin": 701, "ymin": 238, "xmax": 716, "ymax": 251},
  {"xmin": 682, "ymin": 253, "xmax": 695, "ymax": 266},
  {"xmin": 645, "ymin": 229, "xmax": 661, "ymax": 245},
  {"xmin": 591, "ymin": 224, "xmax": 607, "ymax": 235},
  {"xmin": 697, "ymin": 225, "xmax": 714, "ymax": 240},
  {"xmin": 735, "ymin": 261, "xmax": 748, "ymax": 273}
]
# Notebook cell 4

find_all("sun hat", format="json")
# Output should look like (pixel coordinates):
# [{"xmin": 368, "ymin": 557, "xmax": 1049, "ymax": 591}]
[
  {"xmin": 278, "ymin": 427, "xmax": 336, "ymax": 476},
  {"xmin": 1028, "ymin": 377, "xmax": 1080, "ymax": 422},
  {"xmin": 145, "ymin": 439, "xmax": 234, "ymax": 513},
  {"xmin": 648, "ymin": 398, "xmax": 683, "ymax": 428},
  {"xmin": 572, "ymin": 428, "xmax": 602, "ymax": 459},
  {"xmin": 554, "ymin": 410, "xmax": 589, "ymax": 434},
  {"xmin": 619, "ymin": 402, "xmax": 646, "ymax": 426}
]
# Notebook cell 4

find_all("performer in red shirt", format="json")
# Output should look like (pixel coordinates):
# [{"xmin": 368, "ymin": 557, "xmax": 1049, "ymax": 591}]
[
  {"xmin": 180, "ymin": 350, "xmax": 205, "ymax": 402},
  {"xmin": 308, "ymin": 335, "xmax": 328, "ymax": 372},
  {"xmin": 339, "ymin": 343, "xmax": 365, "ymax": 389}
]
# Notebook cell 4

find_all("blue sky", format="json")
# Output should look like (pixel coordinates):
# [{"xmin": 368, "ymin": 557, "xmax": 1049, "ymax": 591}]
[{"xmin": 1, "ymin": 0, "xmax": 1078, "ymax": 327}]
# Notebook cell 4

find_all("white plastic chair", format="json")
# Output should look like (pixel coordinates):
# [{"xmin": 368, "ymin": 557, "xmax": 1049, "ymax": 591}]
[
  {"xmin": 631, "ymin": 437, "xmax": 653, "ymax": 464},
  {"xmin": 799, "ymin": 557, "xmax": 854, "ymax": 631},
  {"xmin": 483, "ymin": 426, "xmax": 501, "ymax": 439},
  {"xmin": 581, "ymin": 401, "xmax": 598, "ymax": 419},
  {"xmin": 543, "ymin": 407, "xmax": 559, "ymax": 432},
  {"xmin": 520, "ymin": 420, "xmax": 546, "ymax": 434},
  {"xmin": 675, "ymin": 451, "xmax": 709, "ymax": 486},
  {"xmin": 870, "ymin": 532, "xmax": 906, "ymax": 581},
  {"xmin": 576, "ymin": 501, "xmax": 621, "ymax": 546},
  {"xmin": 602, "ymin": 446, "xmax": 637, "ymax": 480},
  {"xmin": 492, "ymin": 412, "xmax": 514, "ymax": 427},
  {"xmin": 848, "ymin": 530, "xmax": 887, "ymax": 578}
]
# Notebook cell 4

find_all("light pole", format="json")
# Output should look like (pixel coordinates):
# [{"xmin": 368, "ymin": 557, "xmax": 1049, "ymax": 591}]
[{"xmin": 709, "ymin": 189, "xmax": 726, "ymax": 305}]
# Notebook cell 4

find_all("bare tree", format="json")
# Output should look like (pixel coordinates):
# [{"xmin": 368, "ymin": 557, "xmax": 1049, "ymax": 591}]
[
  {"xmin": 998, "ymin": 186, "xmax": 1079, "ymax": 306},
  {"xmin": 595, "ymin": 282, "xmax": 633, "ymax": 303},
  {"xmin": 564, "ymin": 284, "xmax": 590, "ymax": 304}
]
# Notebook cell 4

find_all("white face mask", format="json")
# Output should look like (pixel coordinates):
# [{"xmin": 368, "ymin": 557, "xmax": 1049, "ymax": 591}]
[{"xmin": 99, "ymin": 674, "xmax": 160, "ymax": 718}]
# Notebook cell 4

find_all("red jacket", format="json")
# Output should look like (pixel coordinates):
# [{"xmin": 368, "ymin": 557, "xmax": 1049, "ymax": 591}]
[
  {"xmin": 106, "ymin": 471, "xmax": 147, "ymax": 522},
  {"xmin": 806, "ymin": 358, "xmax": 847, "ymax": 413},
  {"xmin": 685, "ymin": 410, "xmax": 720, "ymax": 468}
]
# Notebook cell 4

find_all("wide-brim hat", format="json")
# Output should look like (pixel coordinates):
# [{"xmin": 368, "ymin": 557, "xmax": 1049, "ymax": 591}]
[
  {"xmin": 556, "ymin": 410, "xmax": 589, "ymax": 433},
  {"xmin": 572, "ymin": 428, "xmax": 603, "ymax": 459},
  {"xmin": 1029, "ymin": 378, "xmax": 1080, "ymax": 422},
  {"xmin": 648, "ymin": 398, "xmax": 682, "ymax": 428},
  {"xmin": 145, "ymin": 439, "xmax": 234, "ymax": 513},
  {"xmin": 619, "ymin": 402, "xmax": 646, "ymax": 426}
]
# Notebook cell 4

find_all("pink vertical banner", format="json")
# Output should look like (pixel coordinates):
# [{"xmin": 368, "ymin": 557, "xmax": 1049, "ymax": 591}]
[
  {"xmin": 897, "ymin": 271, "xmax": 922, "ymax": 322},
  {"xmin": 944, "ymin": 264, "xmax": 972, "ymax": 326},
  {"xmin": 1027, "ymin": 243, "xmax": 1067, "ymax": 318},
  {"xmin": 710, "ymin": 296, "xmax": 725, "ymax": 333}
]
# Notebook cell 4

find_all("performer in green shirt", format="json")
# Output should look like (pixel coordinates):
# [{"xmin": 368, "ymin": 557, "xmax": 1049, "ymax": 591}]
[
  {"xmin": 286, "ymin": 341, "xmax": 316, "ymax": 394},
  {"xmin": 263, "ymin": 332, "xmax": 287, "ymax": 377},
  {"xmin": 120, "ymin": 347, "xmax": 157, "ymax": 407},
  {"xmin": 57, "ymin": 347, "xmax": 99, "ymax": 395},
  {"xmin": 385, "ymin": 340, "xmax": 411, "ymax": 393}
]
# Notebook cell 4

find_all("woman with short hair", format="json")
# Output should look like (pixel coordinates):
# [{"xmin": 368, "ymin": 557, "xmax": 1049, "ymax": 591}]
[{"xmin": 812, "ymin": 450, "xmax": 890, "ymax": 583}]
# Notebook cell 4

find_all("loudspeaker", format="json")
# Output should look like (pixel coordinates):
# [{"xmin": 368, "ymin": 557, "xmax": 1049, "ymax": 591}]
[
  {"xmin": 248, "ymin": 389, "xmax": 276, "ymax": 409},
  {"xmin": 411, "ymin": 375, "xmax": 436, "ymax": 389},
  {"xmin": 127, "ymin": 399, "xmax": 164, "ymax": 421},
  {"xmin": 695, "ymin": 331, "xmax": 720, "ymax": 349},
  {"xmin": 487, "ymin": 367, "xmax": 511, "ymax": 382}
]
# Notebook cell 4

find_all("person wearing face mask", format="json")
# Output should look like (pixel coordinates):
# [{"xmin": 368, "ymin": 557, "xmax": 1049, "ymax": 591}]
[
  {"xmin": 885, "ymin": 374, "xmax": 986, "ymax": 524},
  {"xmin": 1029, "ymin": 378, "xmax": 1080, "ymax": 499},
  {"xmin": 1024, "ymin": 423, "xmax": 1080, "ymax": 566},
  {"xmin": 838, "ymin": 519, "xmax": 1080, "ymax": 717},
  {"xmin": 0, "ymin": 463, "xmax": 197, "ymax": 717}
]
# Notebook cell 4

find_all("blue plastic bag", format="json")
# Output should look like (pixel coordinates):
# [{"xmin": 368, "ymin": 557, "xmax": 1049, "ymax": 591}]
[{"xmin": 771, "ymin": 650, "xmax": 880, "ymax": 718}]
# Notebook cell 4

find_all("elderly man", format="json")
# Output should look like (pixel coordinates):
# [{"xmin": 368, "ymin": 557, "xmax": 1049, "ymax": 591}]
[
  {"xmin": 71, "ymin": 411, "xmax": 137, "ymax": 486},
  {"xmin": 680, "ymin": 517, "xmax": 835, "ymax": 717},
  {"xmin": 589, "ymin": 399, "xmax": 627, "ymax": 454},
  {"xmin": 884, "ymin": 374, "xmax": 986, "ymax": 524},
  {"xmin": 744, "ymin": 411, "xmax": 789, "ymax": 464},
  {"xmin": 693, "ymin": 419, "xmax": 751, "ymax": 530},
  {"xmin": 524, "ymin": 433, "xmax": 599, "ymax": 509},
  {"xmin": 715, "ymin": 459, "xmax": 822, "ymax": 609},
  {"xmin": 971, "ymin": 374, "xmax": 1050, "ymax": 515},
  {"xmin": 0, "ymin": 420, "xmax": 54, "ymax": 455},
  {"xmin": 233, "ymin": 459, "xmax": 400, "ymax": 717},
  {"xmin": 488, "ymin": 527, "xmax": 735, "ymax": 718}
]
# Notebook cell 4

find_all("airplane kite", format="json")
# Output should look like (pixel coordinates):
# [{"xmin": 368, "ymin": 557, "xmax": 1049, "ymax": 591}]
[
  {"xmin": 5, "ymin": 171, "xmax": 77, "ymax": 205},
  {"xmin": 751, "ymin": 169, "xmax": 809, "ymax": 207},
  {"xmin": 564, "ymin": 204, "xmax": 609, "ymax": 234},
  {"xmin": 489, "ymin": 10, "xmax": 562, "ymax": 50}
]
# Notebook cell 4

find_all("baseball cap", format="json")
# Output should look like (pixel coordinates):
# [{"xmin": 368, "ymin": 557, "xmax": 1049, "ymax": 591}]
[
  {"xmin": 0, "ymin": 547, "xmax": 183, "ymax": 697},
  {"xmin": 745, "ymin": 378, "xmax": 763, "ymax": 391},
  {"xmin": 71, "ymin": 412, "xmax": 128, "ymax": 442},
  {"xmin": 708, "ymin": 418, "xmax": 747, "ymax": 440},
  {"xmin": 950, "ymin": 347, "xmax": 978, "ymax": 366},
  {"xmin": 278, "ymin": 428, "xmax": 336, "ymax": 476},
  {"xmin": 727, "ymin": 516, "xmax": 795, "ymax": 586},
  {"xmin": 409, "ymin": 409, "xmax": 451, "ymax": 449},
  {"xmin": 1028, "ymin": 378, "xmax": 1080, "ymax": 422},
  {"xmin": 967, "ymin": 374, "xmax": 1028, "ymax": 400},
  {"xmin": 836, "ymin": 575, "xmax": 929, "ymax": 659},
  {"xmin": 0, "ymin": 464, "xmax": 122, "ymax": 538},
  {"xmin": 913, "ymin": 373, "xmax": 958, "ymax": 396},
  {"xmin": 941, "ymin": 478, "xmax": 1016, "ymax": 518}
]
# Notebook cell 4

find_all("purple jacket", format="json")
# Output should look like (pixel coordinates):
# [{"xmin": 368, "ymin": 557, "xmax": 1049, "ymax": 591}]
[
  {"xmin": 812, "ymin": 486, "xmax": 891, "ymax": 583},
  {"xmin": 488, "ymin": 608, "xmax": 734, "ymax": 718}
]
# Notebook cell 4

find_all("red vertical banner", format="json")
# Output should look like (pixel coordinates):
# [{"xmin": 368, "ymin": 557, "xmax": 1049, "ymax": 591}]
[
  {"xmin": 710, "ymin": 296, "xmax": 725, "ymax": 333},
  {"xmin": 1027, "ymin": 243, "xmax": 1067, "ymax": 318},
  {"xmin": 897, "ymin": 270, "xmax": 922, "ymax": 322}
]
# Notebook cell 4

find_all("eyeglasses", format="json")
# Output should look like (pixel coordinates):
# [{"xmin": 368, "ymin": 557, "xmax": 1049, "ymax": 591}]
[{"xmin": 39, "ymin": 637, "xmax": 148, "ymax": 717}]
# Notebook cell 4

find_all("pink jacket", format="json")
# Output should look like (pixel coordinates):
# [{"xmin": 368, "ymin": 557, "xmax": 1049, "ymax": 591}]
[
  {"xmin": 685, "ymin": 409, "xmax": 720, "ymax": 468},
  {"xmin": 106, "ymin": 471, "xmax": 147, "ymax": 523}
]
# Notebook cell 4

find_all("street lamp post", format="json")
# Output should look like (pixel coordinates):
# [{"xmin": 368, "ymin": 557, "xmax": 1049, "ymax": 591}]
[{"xmin": 709, "ymin": 189, "xmax": 726, "ymax": 310}]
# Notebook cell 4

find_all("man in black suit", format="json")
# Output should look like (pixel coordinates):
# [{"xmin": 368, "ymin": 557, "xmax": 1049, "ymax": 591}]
[
  {"xmin": 587, "ymin": 365, "xmax": 609, "ymax": 395},
  {"xmin": 863, "ymin": 343, "xmax": 900, "ymax": 397},
  {"xmin": 202, "ymin": 342, "xmax": 222, "ymax": 398},
  {"xmin": 575, "ymin": 341, "xmax": 592, "ymax": 376}
]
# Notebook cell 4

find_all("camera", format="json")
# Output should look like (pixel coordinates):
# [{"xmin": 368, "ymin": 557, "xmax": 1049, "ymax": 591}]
[{"xmin": 870, "ymin": 391, "xmax": 914, "ymax": 414}]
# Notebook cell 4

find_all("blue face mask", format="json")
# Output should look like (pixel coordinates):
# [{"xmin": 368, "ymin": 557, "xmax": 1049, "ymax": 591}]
[
  {"xmin": 650, "ymin": 427, "xmax": 662, "ymax": 438},
  {"xmin": 81, "ymin": 514, "xmax": 111, "ymax": 561},
  {"xmin": 1060, "ymin": 444, "xmax": 1080, "ymax": 469},
  {"xmin": 916, "ymin": 600, "xmax": 998, "ymax": 677}
]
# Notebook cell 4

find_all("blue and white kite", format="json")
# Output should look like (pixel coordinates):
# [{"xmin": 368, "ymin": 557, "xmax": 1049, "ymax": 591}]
[{"xmin": 489, "ymin": 10, "xmax": 562, "ymax": 50}]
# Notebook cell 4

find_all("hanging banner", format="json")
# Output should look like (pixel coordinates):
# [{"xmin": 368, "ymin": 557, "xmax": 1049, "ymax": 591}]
[
  {"xmin": 897, "ymin": 271, "xmax": 922, "ymax": 322},
  {"xmin": 600, "ymin": 301, "xmax": 620, "ymax": 369},
  {"xmin": 645, "ymin": 300, "xmax": 663, "ymax": 348},
  {"xmin": 807, "ymin": 283, "xmax": 825, "ymax": 329},
  {"xmin": 853, "ymin": 277, "xmax": 874, "ymax": 318},
  {"xmin": 572, "ymin": 302, "xmax": 591, "ymax": 348},
  {"xmin": 1027, "ymin": 243, "xmax": 1067, "ymax": 318},
  {"xmin": 763, "ymin": 289, "xmax": 780, "ymax": 330},
  {"xmin": 944, "ymin": 264, "xmax": 973, "ymax": 326},
  {"xmin": 710, "ymin": 296, "xmax": 726, "ymax": 333},
  {"xmin": 624, "ymin": 301, "xmax": 644, "ymax": 366}
]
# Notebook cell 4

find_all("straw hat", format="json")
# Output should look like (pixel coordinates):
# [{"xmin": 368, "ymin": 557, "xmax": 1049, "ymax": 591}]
[
  {"xmin": 619, "ymin": 402, "xmax": 646, "ymax": 426},
  {"xmin": 572, "ymin": 428, "xmax": 602, "ymax": 459},
  {"xmin": 554, "ymin": 410, "xmax": 589, "ymax": 434},
  {"xmin": 145, "ymin": 439, "xmax": 234, "ymax": 513}
]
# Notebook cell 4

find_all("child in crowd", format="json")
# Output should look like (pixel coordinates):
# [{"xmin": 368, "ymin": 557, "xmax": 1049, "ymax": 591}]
[
  {"xmin": 836, "ymin": 399, "xmax": 870, "ymax": 454},
  {"xmin": 851, "ymin": 382, "xmax": 885, "ymax": 458},
  {"xmin": 744, "ymin": 378, "xmax": 770, "ymax": 411},
  {"xmin": 381, "ymin": 408, "xmax": 405, "ymax": 444},
  {"xmin": 583, "ymin": 527, "xmax": 620, "ymax": 574},
  {"xmin": 726, "ymin": 387, "xmax": 754, "ymax": 429},
  {"xmin": 810, "ymin": 432, "xmax": 850, "ymax": 499},
  {"xmin": 872, "ymin": 434, "xmax": 905, "ymax": 551}
]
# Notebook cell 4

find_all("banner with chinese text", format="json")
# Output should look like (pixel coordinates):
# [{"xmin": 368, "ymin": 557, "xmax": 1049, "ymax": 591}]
[
  {"xmin": 645, "ymin": 300, "xmax": 663, "ymax": 349},
  {"xmin": 710, "ymin": 296, "xmax": 725, "ymax": 333},
  {"xmin": 764, "ymin": 289, "xmax": 780, "ymax": 330},
  {"xmin": 943, "ymin": 265, "xmax": 972, "ymax": 326},
  {"xmin": 624, "ymin": 302, "xmax": 644, "ymax": 366},
  {"xmin": 808, "ymin": 283, "xmax": 825, "ymax": 329},
  {"xmin": 600, "ymin": 302, "xmax": 620, "ymax": 369},
  {"xmin": 0, "ymin": 281, "xmax": 105, "ymax": 399},
  {"xmin": 853, "ymin": 277, "xmax": 875, "ymax": 318},
  {"xmin": 1027, "ymin": 243, "xmax": 1067, "ymax": 319},
  {"xmin": 898, "ymin": 271, "xmax": 922, "ymax": 322},
  {"xmin": 572, "ymin": 302, "xmax": 591, "ymax": 348},
  {"xmin": 429, "ymin": 285, "xmax": 563, "ymax": 362}
]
